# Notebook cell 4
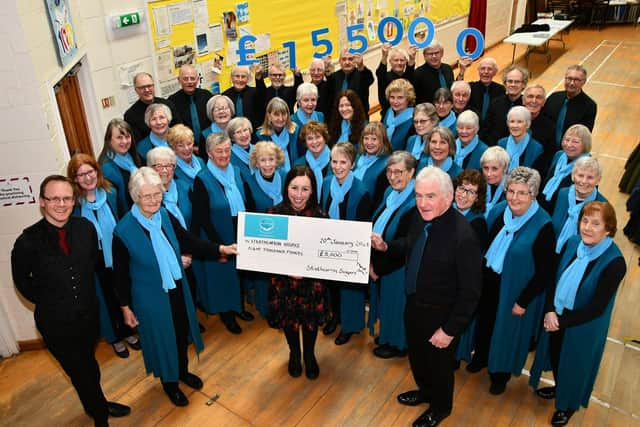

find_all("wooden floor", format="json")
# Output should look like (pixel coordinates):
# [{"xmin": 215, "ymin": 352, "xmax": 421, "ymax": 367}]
[{"xmin": 1, "ymin": 24, "xmax": 639, "ymax": 427}]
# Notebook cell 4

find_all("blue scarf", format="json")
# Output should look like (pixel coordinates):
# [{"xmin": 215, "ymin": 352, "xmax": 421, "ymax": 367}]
[
  {"xmin": 554, "ymin": 236, "xmax": 613, "ymax": 314},
  {"xmin": 453, "ymin": 202, "xmax": 471, "ymax": 217},
  {"xmin": 439, "ymin": 110, "xmax": 456, "ymax": 129},
  {"xmin": 372, "ymin": 180, "xmax": 415, "ymax": 234},
  {"xmin": 506, "ymin": 133, "xmax": 531, "ymax": 172},
  {"xmin": 353, "ymin": 154, "xmax": 377, "ymax": 181},
  {"xmin": 80, "ymin": 188, "xmax": 116, "ymax": 268},
  {"xmin": 328, "ymin": 173, "xmax": 354, "ymax": 219},
  {"xmin": 295, "ymin": 108, "xmax": 320, "ymax": 125},
  {"xmin": 206, "ymin": 160, "xmax": 246, "ymax": 216},
  {"xmin": 209, "ymin": 122, "xmax": 224, "ymax": 134},
  {"xmin": 306, "ymin": 146, "xmax": 330, "ymax": 202},
  {"xmin": 232, "ymin": 144, "xmax": 253, "ymax": 169},
  {"xmin": 455, "ymin": 135, "xmax": 479, "ymax": 167},
  {"xmin": 485, "ymin": 200, "xmax": 540, "ymax": 274},
  {"xmin": 542, "ymin": 153, "xmax": 585, "ymax": 201},
  {"xmin": 112, "ymin": 153, "xmax": 138, "ymax": 173},
  {"xmin": 384, "ymin": 107, "xmax": 414, "ymax": 140},
  {"xmin": 163, "ymin": 180, "xmax": 187, "ymax": 229},
  {"xmin": 338, "ymin": 119, "xmax": 351, "ymax": 143},
  {"xmin": 428, "ymin": 156, "xmax": 453, "ymax": 173},
  {"xmin": 407, "ymin": 134, "xmax": 426, "ymax": 160},
  {"xmin": 149, "ymin": 132, "xmax": 168, "ymax": 148},
  {"xmin": 130, "ymin": 204, "xmax": 182, "ymax": 292},
  {"xmin": 270, "ymin": 128, "xmax": 291, "ymax": 172},
  {"xmin": 485, "ymin": 178, "xmax": 506, "ymax": 218},
  {"xmin": 255, "ymin": 172, "xmax": 283, "ymax": 205},
  {"xmin": 176, "ymin": 156, "xmax": 202, "ymax": 180},
  {"xmin": 555, "ymin": 185, "xmax": 598, "ymax": 253}
]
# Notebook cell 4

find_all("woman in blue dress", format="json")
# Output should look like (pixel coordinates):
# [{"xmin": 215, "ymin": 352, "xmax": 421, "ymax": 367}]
[
  {"xmin": 480, "ymin": 146, "xmax": 510, "ymax": 218},
  {"xmin": 168, "ymin": 124, "xmax": 206, "ymax": 189},
  {"xmin": 406, "ymin": 103, "xmax": 438, "ymax": 163},
  {"xmin": 293, "ymin": 121, "xmax": 333, "ymax": 203},
  {"xmin": 256, "ymin": 97, "xmax": 299, "ymax": 173},
  {"xmin": 201, "ymin": 95, "xmax": 235, "ymax": 152},
  {"xmin": 530, "ymin": 201, "xmax": 626, "ymax": 427},
  {"xmin": 433, "ymin": 88, "xmax": 457, "ymax": 136},
  {"xmin": 454, "ymin": 110, "xmax": 488, "ymax": 171},
  {"xmin": 353, "ymin": 122, "xmax": 393, "ymax": 209},
  {"xmin": 137, "ymin": 103, "xmax": 171, "ymax": 160},
  {"xmin": 227, "ymin": 116, "xmax": 255, "ymax": 181},
  {"xmin": 328, "ymin": 89, "xmax": 367, "ymax": 149},
  {"xmin": 292, "ymin": 83, "xmax": 325, "ymax": 128},
  {"xmin": 498, "ymin": 106, "xmax": 545, "ymax": 176},
  {"xmin": 382, "ymin": 78, "xmax": 415, "ymax": 151},
  {"xmin": 417, "ymin": 126, "xmax": 462, "ymax": 180}
]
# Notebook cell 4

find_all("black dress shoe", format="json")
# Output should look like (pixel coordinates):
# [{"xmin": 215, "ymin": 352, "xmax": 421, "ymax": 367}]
[
  {"xmin": 397, "ymin": 390, "xmax": 427, "ymax": 406},
  {"xmin": 304, "ymin": 355, "xmax": 319, "ymax": 380},
  {"xmin": 412, "ymin": 408, "xmax": 451, "ymax": 427},
  {"xmin": 334, "ymin": 332, "xmax": 353, "ymax": 345},
  {"xmin": 223, "ymin": 318, "xmax": 242, "ymax": 334},
  {"xmin": 198, "ymin": 323, "xmax": 206, "ymax": 333},
  {"xmin": 536, "ymin": 386, "xmax": 556, "ymax": 400},
  {"xmin": 489, "ymin": 381, "xmax": 507, "ymax": 395},
  {"xmin": 124, "ymin": 336, "xmax": 141, "ymax": 351},
  {"xmin": 551, "ymin": 409, "xmax": 574, "ymax": 426},
  {"xmin": 112, "ymin": 343, "xmax": 129, "ymax": 359},
  {"xmin": 237, "ymin": 310, "xmax": 254, "ymax": 321},
  {"xmin": 373, "ymin": 344, "xmax": 407, "ymax": 359},
  {"xmin": 106, "ymin": 401, "xmax": 131, "ymax": 417},
  {"xmin": 322, "ymin": 317, "xmax": 338, "ymax": 335},
  {"xmin": 288, "ymin": 353, "xmax": 302, "ymax": 378},
  {"xmin": 164, "ymin": 387, "xmax": 189, "ymax": 407},
  {"xmin": 465, "ymin": 358, "xmax": 487, "ymax": 373},
  {"xmin": 180, "ymin": 373, "xmax": 203, "ymax": 390},
  {"xmin": 374, "ymin": 336, "xmax": 380, "ymax": 345}
]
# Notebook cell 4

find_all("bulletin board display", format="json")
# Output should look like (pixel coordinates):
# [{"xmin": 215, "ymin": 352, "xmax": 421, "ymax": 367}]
[{"xmin": 145, "ymin": 0, "xmax": 470, "ymax": 96}]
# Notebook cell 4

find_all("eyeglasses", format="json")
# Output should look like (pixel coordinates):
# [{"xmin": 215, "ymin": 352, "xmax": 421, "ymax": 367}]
[
  {"xmin": 565, "ymin": 77, "xmax": 585, "ymax": 83},
  {"xmin": 270, "ymin": 73, "xmax": 285, "ymax": 78},
  {"xmin": 135, "ymin": 84, "xmax": 154, "ymax": 91},
  {"xmin": 152, "ymin": 163, "xmax": 175, "ymax": 171},
  {"xmin": 42, "ymin": 196, "xmax": 74, "ymax": 204},
  {"xmin": 386, "ymin": 168, "xmax": 407, "ymax": 177},
  {"xmin": 213, "ymin": 106, "xmax": 230, "ymax": 112},
  {"xmin": 506, "ymin": 189, "xmax": 531, "ymax": 199},
  {"xmin": 456, "ymin": 186, "xmax": 478, "ymax": 196},
  {"xmin": 424, "ymin": 51, "xmax": 441, "ymax": 56},
  {"xmin": 234, "ymin": 128, "xmax": 251, "ymax": 135},
  {"xmin": 76, "ymin": 169, "xmax": 96, "ymax": 179},
  {"xmin": 139, "ymin": 192, "xmax": 163, "ymax": 202},
  {"xmin": 505, "ymin": 79, "xmax": 523, "ymax": 85},
  {"xmin": 413, "ymin": 119, "xmax": 433, "ymax": 125}
]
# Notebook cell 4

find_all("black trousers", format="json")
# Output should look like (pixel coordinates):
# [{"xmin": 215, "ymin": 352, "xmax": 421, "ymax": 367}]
[
  {"xmin": 167, "ymin": 285, "xmax": 190, "ymax": 384},
  {"xmin": 472, "ymin": 271, "xmax": 500, "ymax": 364},
  {"xmin": 405, "ymin": 296, "xmax": 458, "ymax": 414},
  {"xmin": 38, "ymin": 313, "xmax": 108, "ymax": 423}
]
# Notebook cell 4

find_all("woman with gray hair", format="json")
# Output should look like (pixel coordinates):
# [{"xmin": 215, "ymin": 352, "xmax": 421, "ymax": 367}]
[
  {"xmin": 368, "ymin": 151, "xmax": 417, "ymax": 359},
  {"xmin": 293, "ymin": 82, "xmax": 324, "ymax": 127},
  {"xmin": 202, "ymin": 94, "xmax": 235, "ymax": 143},
  {"xmin": 417, "ymin": 126, "xmax": 462, "ymax": 180},
  {"xmin": 466, "ymin": 166, "xmax": 555, "ymax": 397},
  {"xmin": 497, "ymin": 106, "xmax": 545, "ymax": 175},
  {"xmin": 406, "ymin": 103, "xmax": 438, "ymax": 162},
  {"xmin": 480, "ymin": 146, "xmax": 510, "ymax": 216},
  {"xmin": 227, "ymin": 116, "xmax": 254, "ymax": 181},
  {"xmin": 454, "ymin": 110, "xmax": 487, "ymax": 171},
  {"xmin": 433, "ymin": 88, "xmax": 457, "ymax": 136},
  {"xmin": 256, "ymin": 97, "xmax": 300, "ymax": 173},
  {"xmin": 113, "ymin": 167, "xmax": 237, "ymax": 406},
  {"xmin": 137, "ymin": 103, "xmax": 172, "ymax": 160}
]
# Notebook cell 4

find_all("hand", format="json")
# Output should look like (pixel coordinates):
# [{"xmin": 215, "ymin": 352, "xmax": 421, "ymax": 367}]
[
  {"xmin": 380, "ymin": 42, "xmax": 391, "ymax": 63},
  {"xmin": 253, "ymin": 63, "xmax": 263, "ymax": 79},
  {"xmin": 354, "ymin": 53, "xmax": 364, "ymax": 70},
  {"xmin": 458, "ymin": 56, "xmax": 472, "ymax": 72},
  {"xmin": 407, "ymin": 45, "xmax": 418, "ymax": 65},
  {"xmin": 181, "ymin": 254, "xmax": 192, "ymax": 269},
  {"xmin": 322, "ymin": 55, "xmax": 333, "ymax": 75},
  {"xmin": 122, "ymin": 306, "xmax": 139, "ymax": 328},
  {"xmin": 512, "ymin": 303, "xmax": 526, "ymax": 316},
  {"xmin": 544, "ymin": 312, "xmax": 560, "ymax": 332},
  {"xmin": 371, "ymin": 233, "xmax": 387, "ymax": 252},
  {"xmin": 292, "ymin": 67, "xmax": 301, "ymax": 75},
  {"xmin": 369, "ymin": 263, "xmax": 379, "ymax": 281},
  {"xmin": 220, "ymin": 243, "xmax": 239, "ymax": 256},
  {"xmin": 429, "ymin": 327, "xmax": 453, "ymax": 349}
]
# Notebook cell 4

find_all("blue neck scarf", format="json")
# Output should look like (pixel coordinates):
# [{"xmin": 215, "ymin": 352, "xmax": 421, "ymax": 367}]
[
  {"xmin": 455, "ymin": 135, "xmax": 479, "ymax": 167},
  {"xmin": 295, "ymin": 108, "xmax": 319, "ymax": 125},
  {"xmin": 407, "ymin": 134, "xmax": 426, "ymax": 160},
  {"xmin": 328, "ymin": 173, "xmax": 354, "ymax": 219},
  {"xmin": 554, "ymin": 236, "xmax": 613, "ymax": 314},
  {"xmin": 485, "ymin": 200, "xmax": 540, "ymax": 274},
  {"xmin": 439, "ymin": 110, "xmax": 456, "ymax": 129},
  {"xmin": 384, "ymin": 107, "xmax": 414, "ymax": 140},
  {"xmin": 270, "ymin": 128, "xmax": 291, "ymax": 172},
  {"xmin": 209, "ymin": 122, "xmax": 224, "ymax": 134},
  {"xmin": 206, "ymin": 160, "xmax": 246, "ymax": 216},
  {"xmin": 453, "ymin": 202, "xmax": 471, "ymax": 217},
  {"xmin": 353, "ymin": 154, "xmax": 377, "ymax": 181},
  {"xmin": 306, "ymin": 146, "xmax": 331, "ymax": 202},
  {"xmin": 428, "ymin": 156, "xmax": 453, "ymax": 173},
  {"xmin": 232, "ymin": 144, "xmax": 253, "ymax": 168},
  {"xmin": 130, "ymin": 204, "xmax": 182, "ymax": 292},
  {"xmin": 149, "ymin": 132, "xmax": 168, "ymax": 148},
  {"xmin": 112, "ymin": 153, "xmax": 138, "ymax": 173},
  {"xmin": 338, "ymin": 119, "xmax": 351, "ymax": 143},
  {"xmin": 163, "ymin": 180, "xmax": 187, "ymax": 229},
  {"xmin": 255, "ymin": 171, "xmax": 283, "ymax": 205},
  {"xmin": 506, "ymin": 133, "xmax": 531, "ymax": 172},
  {"xmin": 176, "ymin": 156, "xmax": 202, "ymax": 180},
  {"xmin": 542, "ymin": 153, "xmax": 585, "ymax": 201},
  {"xmin": 555, "ymin": 185, "xmax": 598, "ymax": 253},
  {"xmin": 80, "ymin": 188, "xmax": 116, "ymax": 268},
  {"xmin": 485, "ymin": 178, "xmax": 506, "ymax": 218},
  {"xmin": 372, "ymin": 180, "xmax": 415, "ymax": 234}
]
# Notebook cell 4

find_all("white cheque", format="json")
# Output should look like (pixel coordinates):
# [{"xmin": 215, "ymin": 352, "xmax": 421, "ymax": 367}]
[{"xmin": 236, "ymin": 212, "xmax": 372, "ymax": 284}]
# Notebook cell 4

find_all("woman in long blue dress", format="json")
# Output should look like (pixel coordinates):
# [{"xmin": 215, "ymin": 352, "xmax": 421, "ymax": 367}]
[
  {"xmin": 530, "ymin": 201, "xmax": 626, "ymax": 427},
  {"xmin": 353, "ymin": 122, "xmax": 393, "ymax": 209},
  {"xmin": 137, "ymin": 103, "xmax": 172, "ymax": 160},
  {"xmin": 382, "ymin": 78, "xmax": 415, "ymax": 151},
  {"xmin": 227, "ymin": 116, "xmax": 255, "ymax": 181},
  {"xmin": 293, "ymin": 121, "xmax": 333, "ymax": 203},
  {"xmin": 454, "ymin": 110, "xmax": 488, "ymax": 171},
  {"xmin": 433, "ymin": 88, "xmax": 457, "ymax": 136},
  {"xmin": 328, "ymin": 89, "xmax": 367, "ymax": 149},
  {"xmin": 480, "ymin": 146, "xmax": 510, "ymax": 218},
  {"xmin": 406, "ymin": 103, "xmax": 438, "ymax": 163},
  {"xmin": 201, "ymin": 95, "xmax": 235, "ymax": 153},
  {"xmin": 256, "ymin": 97, "xmax": 299, "ymax": 173},
  {"xmin": 497, "ymin": 106, "xmax": 545, "ymax": 176},
  {"xmin": 417, "ymin": 126, "xmax": 462, "ymax": 180},
  {"xmin": 292, "ymin": 83, "xmax": 325, "ymax": 129}
]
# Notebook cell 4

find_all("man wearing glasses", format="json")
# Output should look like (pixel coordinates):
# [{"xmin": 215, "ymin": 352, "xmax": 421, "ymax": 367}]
[
  {"xmin": 255, "ymin": 62, "xmax": 303, "ymax": 117},
  {"xmin": 11, "ymin": 176, "xmax": 130, "ymax": 427},
  {"xmin": 543, "ymin": 65, "xmax": 597, "ymax": 145}
]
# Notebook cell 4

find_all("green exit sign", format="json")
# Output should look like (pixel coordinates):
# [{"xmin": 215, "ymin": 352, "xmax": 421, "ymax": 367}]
[{"xmin": 118, "ymin": 12, "xmax": 140, "ymax": 28}]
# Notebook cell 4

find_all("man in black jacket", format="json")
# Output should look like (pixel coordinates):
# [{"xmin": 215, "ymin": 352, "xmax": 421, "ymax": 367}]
[
  {"xmin": 413, "ymin": 41, "xmax": 454, "ymax": 105},
  {"xmin": 222, "ymin": 65, "xmax": 264, "ymax": 129},
  {"xmin": 372, "ymin": 167, "xmax": 482, "ymax": 427},
  {"xmin": 463, "ymin": 57, "xmax": 505, "ymax": 125},
  {"xmin": 326, "ymin": 50, "xmax": 374, "ymax": 117},
  {"xmin": 11, "ymin": 176, "xmax": 130, "ymax": 427}
]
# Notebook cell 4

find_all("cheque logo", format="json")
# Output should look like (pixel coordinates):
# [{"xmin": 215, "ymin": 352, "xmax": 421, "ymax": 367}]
[
  {"xmin": 259, "ymin": 218, "xmax": 275, "ymax": 234},
  {"xmin": 245, "ymin": 214, "xmax": 289, "ymax": 240}
]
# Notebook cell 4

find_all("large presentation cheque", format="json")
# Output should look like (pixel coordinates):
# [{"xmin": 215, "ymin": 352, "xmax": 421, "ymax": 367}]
[{"xmin": 237, "ymin": 212, "xmax": 372, "ymax": 284}]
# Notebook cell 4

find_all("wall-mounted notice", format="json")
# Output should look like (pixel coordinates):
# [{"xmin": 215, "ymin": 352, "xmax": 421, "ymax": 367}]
[{"xmin": 0, "ymin": 177, "xmax": 36, "ymax": 206}]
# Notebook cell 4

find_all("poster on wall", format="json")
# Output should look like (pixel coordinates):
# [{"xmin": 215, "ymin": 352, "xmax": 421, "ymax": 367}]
[{"xmin": 45, "ymin": 0, "xmax": 78, "ymax": 66}]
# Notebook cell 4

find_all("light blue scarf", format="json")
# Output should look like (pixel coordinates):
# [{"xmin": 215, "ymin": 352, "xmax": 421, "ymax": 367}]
[
  {"xmin": 306, "ymin": 145, "xmax": 331, "ymax": 202},
  {"xmin": 176, "ymin": 156, "xmax": 202, "ymax": 180},
  {"xmin": 453, "ymin": 202, "xmax": 471, "ymax": 217},
  {"xmin": 112, "ymin": 153, "xmax": 138, "ymax": 173},
  {"xmin": 485, "ymin": 177, "xmax": 506, "ymax": 218},
  {"xmin": 338, "ymin": 119, "xmax": 351, "ymax": 143},
  {"xmin": 270, "ymin": 128, "xmax": 292, "ymax": 172},
  {"xmin": 372, "ymin": 180, "xmax": 415, "ymax": 234},
  {"xmin": 255, "ymin": 172, "xmax": 283, "ymax": 205},
  {"xmin": 407, "ymin": 134, "xmax": 426, "ymax": 160},
  {"xmin": 208, "ymin": 122, "xmax": 224, "ymax": 134},
  {"xmin": 353, "ymin": 154, "xmax": 377, "ymax": 181},
  {"xmin": 455, "ymin": 135, "xmax": 479, "ymax": 167},
  {"xmin": 80, "ymin": 188, "xmax": 117, "ymax": 268},
  {"xmin": 384, "ymin": 107, "xmax": 414, "ymax": 140},
  {"xmin": 149, "ymin": 132, "xmax": 168, "ymax": 148},
  {"xmin": 542, "ymin": 153, "xmax": 586, "ymax": 201},
  {"xmin": 295, "ymin": 108, "xmax": 320, "ymax": 125},
  {"xmin": 130, "ymin": 204, "xmax": 181, "ymax": 292},
  {"xmin": 485, "ymin": 200, "xmax": 540, "ymax": 274},
  {"xmin": 328, "ymin": 173, "xmax": 354, "ymax": 219},
  {"xmin": 439, "ymin": 110, "xmax": 456, "ymax": 129},
  {"xmin": 232, "ymin": 144, "xmax": 253, "ymax": 170},
  {"xmin": 428, "ymin": 156, "xmax": 453, "ymax": 173},
  {"xmin": 554, "ymin": 236, "xmax": 613, "ymax": 314},
  {"xmin": 506, "ymin": 133, "xmax": 531, "ymax": 172},
  {"xmin": 206, "ymin": 160, "xmax": 246, "ymax": 216},
  {"xmin": 163, "ymin": 180, "xmax": 187, "ymax": 229},
  {"xmin": 555, "ymin": 185, "xmax": 598, "ymax": 253}
]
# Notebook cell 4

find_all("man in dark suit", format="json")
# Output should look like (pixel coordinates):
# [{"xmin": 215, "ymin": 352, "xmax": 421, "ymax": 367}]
[
  {"xmin": 326, "ymin": 49, "xmax": 374, "ymax": 118},
  {"xmin": 168, "ymin": 65, "xmax": 212, "ymax": 154},
  {"xmin": 255, "ymin": 62, "xmax": 303, "ymax": 117},
  {"xmin": 524, "ymin": 84, "xmax": 555, "ymax": 164},
  {"xmin": 222, "ymin": 65, "xmax": 264, "ymax": 129},
  {"xmin": 123, "ymin": 72, "xmax": 180, "ymax": 144},
  {"xmin": 462, "ymin": 57, "xmax": 505, "ymax": 125},
  {"xmin": 11, "ymin": 176, "xmax": 130, "ymax": 427},
  {"xmin": 413, "ymin": 41, "xmax": 454, "ymax": 105},
  {"xmin": 371, "ymin": 167, "xmax": 482, "ymax": 427},
  {"xmin": 543, "ymin": 64, "xmax": 597, "ymax": 145}
]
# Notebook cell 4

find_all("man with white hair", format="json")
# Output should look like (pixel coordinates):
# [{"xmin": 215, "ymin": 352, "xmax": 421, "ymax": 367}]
[
  {"xmin": 255, "ymin": 62, "xmax": 303, "ymax": 116},
  {"xmin": 465, "ymin": 57, "xmax": 505, "ymax": 124},
  {"xmin": 413, "ymin": 41, "xmax": 454, "ymax": 104},
  {"xmin": 371, "ymin": 167, "xmax": 481, "ymax": 427},
  {"xmin": 222, "ymin": 65, "xmax": 264, "ymax": 128},
  {"xmin": 327, "ymin": 49, "xmax": 374, "ymax": 116},
  {"xmin": 308, "ymin": 58, "xmax": 331, "ymax": 117}
]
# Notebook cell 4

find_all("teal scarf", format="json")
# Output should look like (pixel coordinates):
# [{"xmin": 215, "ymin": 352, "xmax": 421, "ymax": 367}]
[
  {"xmin": 80, "ymin": 188, "xmax": 116, "ymax": 268},
  {"xmin": 353, "ymin": 154, "xmax": 377, "ymax": 181},
  {"xmin": 372, "ymin": 180, "xmax": 415, "ymax": 234},
  {"xmin": 206, "ymin": 160, "xmax": 246, "ymax": 216},
  {"xmin": 163, "ymin": 180, "xmax": 187, "ymax": 229},
  {"xmin": 455, "ymin": 135, "xmax": 479, "ymax": 167},
  {"xmin": 112, "ymin": 152, "xmax": 137, "ymax": 173},
  {"xmin": 306, "ymin": 145, "xmax": 331, "ymax": 202},
  {"xmin": 506, "ymin": 133, "xmax": 531, "ymax": 172},
  {"xmin": 255, "ymin": 172, "xmax": 283, "ymax": 205},
  {"xmin": 328, "ymin": 173, "xmax": 354, "ymax": 219},
  {"xmin": 176, "ymin": 156, "xmax": 202, "ymax": 180},
  {"xmin": 555, "ymin": 185, "xmax": 598, "ymax": 253},
  {"xmin": 384, "ymin": 107, "xmax": 414, "ymax": 140}
]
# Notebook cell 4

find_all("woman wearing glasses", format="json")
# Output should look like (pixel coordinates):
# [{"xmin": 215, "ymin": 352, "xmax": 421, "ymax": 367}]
[
  {"xmin": 201, "ymin": 95, "xmax": 235, "ymax": 155},
  {"xmin": 406, "ymin": 103, "xmax": 438, "ymax": 163}
]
